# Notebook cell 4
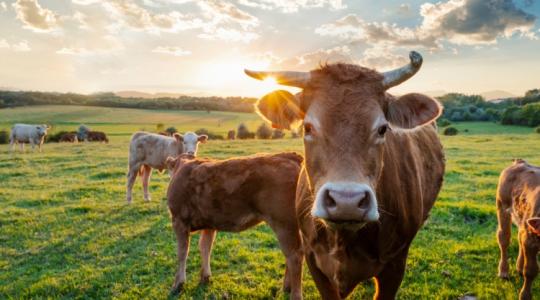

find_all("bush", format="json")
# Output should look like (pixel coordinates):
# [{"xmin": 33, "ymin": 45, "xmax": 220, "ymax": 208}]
[
  {"xmin": 437, "ymin": 118, "xmax": 451, "ymax": 127},
  {"xmin": 227, "ymin": 130, "xmax": 235, "ymax": 140},
  {"xmin": 256, "ymin": 123, "xmax": 273, "ymax": 139},
  {"xmin": 237, "ymin": 123, "xmax": 254, "ymax": 139},
  {"xmin": 195, "ymin": 128, "xmax": 223, "ymax": 140},
  {"xmin": 156, "ymin": 123, "xmax": 165, "ymax": 132},
  {"xmin": 443, "ymin": 127, "xmax": 458, "ymax": 136},
  {"xmin": 272, "ymin": 129, "xmax": 285, "ymax": 139},
  {"xmin": 535, "ymin": 127, "xmax": 540, "ymax": 134},
  {"xmin": 0, "ymin": 130, "xmax": 8, "ymax": 144},
  {"xmin": 166, "ymin": 127, "xmax": 178, "ymax": 135}
]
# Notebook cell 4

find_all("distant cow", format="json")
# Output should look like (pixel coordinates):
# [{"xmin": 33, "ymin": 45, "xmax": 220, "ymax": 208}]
[
  {"xmin": 126, "ymin": 131, "xmax": 207, "ymax": 203},
  {"xmin": 227, "ymin": 130, "xmax": 235, "ymax": 140},
  {"xmin": 497, "ymin": 159, "xmax": 540, "ymax": 300},
  {"xmin": 59, "ymin": 132, "xmax": 78, "ymax": 143},
  {"xmin": 166, "ymin": 152, "xmax": 304, "ymax": 299},
  {"xmin": 10, "ymin": 124, "xmax": 49, "ymax": 152},
  {"xmin": 87, "ymin": 131, "xmax": 109, "ymax": 143},
  {"xmin": 245, "ymin": 51, "xmax": 445, "ymax": 299}
]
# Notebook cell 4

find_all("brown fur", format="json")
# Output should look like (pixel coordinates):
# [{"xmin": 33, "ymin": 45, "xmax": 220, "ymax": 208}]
[
  {"xmin": 497, "ymin": 159, "xmax": 540, "ymax": 300},
  {"xmin": 254, "ymin": 63, "xmax": 445, "ymax": 299},
  {"xmin": 167, "ymin": 152, "xmax": 304, "ymax": 299},
  {"xmin": 59, "ymin": 133, "xmax": 78, "ymax": 143},
  {"xmin": 86, "ymin": 131, "xmax": 109, "ymax": 143}
]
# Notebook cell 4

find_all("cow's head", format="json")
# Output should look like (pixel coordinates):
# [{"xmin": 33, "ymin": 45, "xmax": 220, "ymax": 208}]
[
  {"xmin": 36, "ymin": 125, "xmax": 49, "ymax": 137},
  {"xmin": 173, "ymin": 132, "xmax": 208, "ymax": 156},
  {"xmin": 166, "ymin": 153, "xmax": 196, "ymax": 174},
  {"xmin": 246, "ymin": 51, "xmax": 441, "ymax": 227}
]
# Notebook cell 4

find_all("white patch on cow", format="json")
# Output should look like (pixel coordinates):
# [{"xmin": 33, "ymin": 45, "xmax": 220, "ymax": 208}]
[
  {"xmin": 182, "ymin": 132, "xmax": 201, "ymax": 155},
  {"xmin": 312, "ymin": 181, "xmax": 379, "ymax": 222}
]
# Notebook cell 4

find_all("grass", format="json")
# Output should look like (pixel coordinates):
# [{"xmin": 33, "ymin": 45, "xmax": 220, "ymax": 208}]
[{"xmin": 1, "ymin": 105, "xmax": 540, "ymax": 299}]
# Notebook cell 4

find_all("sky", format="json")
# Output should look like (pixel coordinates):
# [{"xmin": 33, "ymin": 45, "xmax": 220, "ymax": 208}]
[{"xmin": 0, "ymin": 0, "xmax": 539, "ymax": 97}]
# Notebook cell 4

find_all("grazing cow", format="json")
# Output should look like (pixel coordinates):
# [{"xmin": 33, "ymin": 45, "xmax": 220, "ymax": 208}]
[
  {"xmin": 126, "ymin": 131, "xmax": 207, "ymax": 203},
  {"xmin": 497, "ymin": 159, "xmax": 540, "ymax": 300},
  {"xmin": 227, "ymin": 130, "xmax": 235, "ymax": 140},
  {"xmin": 86, "ymin": 131, "xmax": 109, "ymax": 143},
  {"xmin": 10, "ymin": 124, "xmax": 49, "ymax": 152},
  {"xmin": 166, "ymin": 152, "xmax": 304, "ymax": 299},
  {"xmin": 59, "ymin": 132, "xmax": 78, "ymax": 143},
  {"xmin": 245, "ymin": 51, "xmax": 445, "ymax": 299}
]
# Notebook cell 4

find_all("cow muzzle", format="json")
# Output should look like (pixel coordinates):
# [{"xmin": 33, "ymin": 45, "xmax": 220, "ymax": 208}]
[{"xmin": 312, "ymin": 182, "xmax": 379, "ymax": 225}]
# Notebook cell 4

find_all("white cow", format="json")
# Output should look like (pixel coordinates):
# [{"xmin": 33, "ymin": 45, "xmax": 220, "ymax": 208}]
[
  {"xmin": 126, "ymin": 131, "xmax": 208, "ymax": 203},
  {"xmin": 10, "ymin": 124, "xmax": 49, "ymax": 152}
]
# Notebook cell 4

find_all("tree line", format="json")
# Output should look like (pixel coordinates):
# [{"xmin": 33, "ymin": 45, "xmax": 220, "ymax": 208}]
[{"xmin": 0, "ymin": 91, "xmax": 256, "ymax": 113}]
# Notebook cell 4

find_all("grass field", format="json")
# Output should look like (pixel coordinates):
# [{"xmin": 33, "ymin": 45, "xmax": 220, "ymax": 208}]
[{"xmin": 1, "ymin": 105, "xmax": 540, "ymax": 299}]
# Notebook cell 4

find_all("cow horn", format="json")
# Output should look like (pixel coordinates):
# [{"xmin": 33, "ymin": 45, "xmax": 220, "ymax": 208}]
[
  {"xmin": 244, "ymin": 69, "xmax": 310, "ymax": 88},
  {"xmin": 382, "ymin": 51, "xmax": 423, "ymax": 90}
]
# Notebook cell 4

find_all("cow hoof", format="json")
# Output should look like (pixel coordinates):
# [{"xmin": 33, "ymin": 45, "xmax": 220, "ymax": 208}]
[
  {"xmin": 170, "ymin": 283, "xmax": 184, "ymax": 295},
  {"xmin": 199, "ymin": 274, "xmax": 211, "ymax": 285},
  {"xmin": 498, "ymin": 272, "xmax": 509, "ymax": 280},
  {"xmin": 144, "ymin": 197, "xmax": 151, "ymax": 202}
]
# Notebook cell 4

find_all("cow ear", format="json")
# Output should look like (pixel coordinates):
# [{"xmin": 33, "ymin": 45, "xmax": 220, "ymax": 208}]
[
  {"xmin": 173, "ymin": 133, "xmax": 183, "ymax": 142},
  {"xmin": 527, "ymin": 217, "xmax": 540, "ymax": 235},
  {"xmin": 198, "ymin": 134, "xmax": 208, "ymax": 143},
  {"xmin": 386, "ymin": 93, "xmax": 442, "ymax": 129},
  {"xmin": 256, "ymin": 90, "xmax": 304, "ymax": 130},
  {"xmin": 166, "ymin": 156, "xmax": 177, "ymax": 171}
]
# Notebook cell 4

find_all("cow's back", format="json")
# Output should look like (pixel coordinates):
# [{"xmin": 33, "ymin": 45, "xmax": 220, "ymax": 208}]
[
  {"xmin": 11, "ymin": 124, "xmax": 35, "ymax": 142},
  {"xmin": 497, "ymin": 161, "xmax": 540, "ymax": 222},
  {"xmin": 129, "ymin": 132, "xmax": 180, "ymax": 169}
]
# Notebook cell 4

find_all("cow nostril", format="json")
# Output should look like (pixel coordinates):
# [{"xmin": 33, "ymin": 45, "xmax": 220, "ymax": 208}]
[
  {"xmin": 324, "ymin": 190, "xmax": 337, "ymax": 208},
  {"xmin": 358, "ymin": 193, "xmax": 370, "ymax": 209}
]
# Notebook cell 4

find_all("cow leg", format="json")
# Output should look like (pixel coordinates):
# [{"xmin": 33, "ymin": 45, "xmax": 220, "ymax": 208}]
[
  {"xmin": 126, "ymin": 164, "xmax": 140, "ymax": 204},
  {"xmin": 497, "ymin": 201, "xmax": 512, "ymax": 279},
  {"xmin": 198, "ymin": 229, "xmax": 216, "ymax": 284},
  {"xmin": 20, "ymin": 143, "xmax": 24, "ymax": 152},
  {"xmin": 519, "ymin": 235, "xmax": 538, "ymax": 300},
  {"xmin": 517, "ymin": 227, "xmax": 526, "ymax": 275},
  {"xmin": 141, "ymin": 165, "xmax": 152, "ymax": 201},
  {"xmin": 373, "ymin": 250, "xmax": 408, "ymax": 300},
  {"xmin": 171, "ymin": 216, "xmax": 191, "ymax": 295},
  {"xmin": 268, "ymin": 222, "xmax": 303, "ymax": 300},
  {"xmin": 306, "ymin": 252, "xmax": 340, "ymax": 300}
]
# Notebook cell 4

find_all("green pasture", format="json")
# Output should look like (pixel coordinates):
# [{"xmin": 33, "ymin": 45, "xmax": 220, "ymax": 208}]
[{"xmin": 1, "ymin": 105, "xmax": 540, "ymax": 299}]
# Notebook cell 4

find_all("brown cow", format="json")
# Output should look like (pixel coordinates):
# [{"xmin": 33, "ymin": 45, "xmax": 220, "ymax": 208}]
[
  {"xmin": 497, "ymin": 159, "xmax": 540, "ymax": 300},
  {"xmin": 127, "ymin": 131, "xmax": 207, "ymax": 203},
  {"xmin": 87, "ymin": 131, "xmax": 109, "ymax": 143},
  {"xmin": 59, "ymin": 132, "xmax": 78, "ymax": 143},
  {"xmin": 245, "ymin": 51, "xmax": 445, "ymax": 299},
  {"xmin": 166, "ymin": 152, "xmax": 304, "ymax": 299}
]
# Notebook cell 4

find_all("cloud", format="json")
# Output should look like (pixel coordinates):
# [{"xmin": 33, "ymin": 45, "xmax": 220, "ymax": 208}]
[
  {"xmin": 56, "ymin": 35, "xmax": 124, "ymax": 56},
  {"xmin": 0, "ymin": 39, "xmax": 31, "ymax": 52},
  {"xmin": 152, "ymin": 46, "xmax": 191, "ymax": 56},
  {"xmin": 56, "ymin": 47, "xmax": 93, "ymax": 56},
  {"xmin": 316, "ymin": 0, "xmax": 537, "ymax": 50},
  {"xmin": 1, "ymin": 2, "xmax": 7, "ymax": 11},
  {"xmin": 13, "ymin": 0, "xmax": 60, "ymax": 32},
  {"xmin": 237, "ymin": 0, "xmax": 345, "ymax": 13},
  {"xmin": 198, "ymin": 0, "xmax": 258, "ymax": 30}
]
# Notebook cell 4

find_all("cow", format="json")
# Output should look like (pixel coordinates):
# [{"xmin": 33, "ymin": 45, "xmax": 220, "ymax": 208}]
[
  {"xmin": 126, "ymin": 131, "xmax": 207, "ymax": 203},
  {"xmin": 59, "ymin": 132, "xmax": 78, "ymax": 143},
  {"xmin": 166, "ymin": 152, "xmax": 304, "ymax": 299},
  {"xmin": 497, "ymin": 159, "xmax": 540, "ymax": 300},
  {"xmin": 9, "ymin": 124, "xmax": 49, "ymax": 152},
  {"xmin": 245, "ymin": 51, "xmax": 445, "ymax": 299},
  {"xmin": 86, "ymin": 131, "xmax": 109, "ymax": 143}
]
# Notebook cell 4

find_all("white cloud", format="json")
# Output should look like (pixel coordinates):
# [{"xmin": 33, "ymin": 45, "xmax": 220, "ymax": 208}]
[
  {"xmin": 0, "ymin": 39, "xmax": 31, "ymax": 52},
  {"xmin": 1, "ymin": 2, "xmax": 7, "ymax": 11},
  {"xmin": 152, "ymin": 46, "xmax": 191, "ymax": 56},
  {"xmin": 0, "ymin": 39, "xmax": 9, "ymax": 48},
  {"xmin": 198, "ymin": 27, "xmax": 258, "ymax": 43},
  {"xmin": 237, "ymin": 0, "xmax": 345, "ymax": 13},
  {"xmin": 56, "ymin": 47, "xmax": 93, "ymax": 56},
  {"xmin": 13, "ymin": 0, "xmax": 60, "ymax": 33}
]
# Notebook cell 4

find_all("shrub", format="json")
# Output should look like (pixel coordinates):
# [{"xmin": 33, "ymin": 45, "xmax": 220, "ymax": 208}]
[
  {"xmin": 0, "ymin": 130, "xmax": 8, "ymax": 144},
  {"xmin": 437, "ymin": 118, "xmax": 451, "ymax": 127},
  {"xmin": 166, "ymin": 126, "xmax": 178, "ymax": 135},
  {"xmin": 156, "ymin": 123, "xmax": 165, "ymax": 132},
  {"xmin": 195, "ymin": 128, "xmax": 223, "ymax": 140},
  {"xmin": 272, "ymin": 129, "xmax": 285, "ymax": 139},
  {"xmin": 535, "ymin": 127, "xmax": 540, "ymax": 134},
  {"xmin": 256, "ymin": 123, "xmax": 273, "ymax": 139},
  {"xmin": 237, "ymin": 123, "xmax": 254, "ymax": 139},
  {"xmin": 443, "ymin": 127, "xmax": 458, "ymax": 136}
]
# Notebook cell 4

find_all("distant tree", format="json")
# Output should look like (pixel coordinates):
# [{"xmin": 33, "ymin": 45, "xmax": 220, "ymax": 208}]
[
  {"xmin": 227, "ymin": 130, "xmax": 235, "ymax": 140},
  {"xmin": 450, "ymin": 111, "xmax": 463, "ymax": 122},
  {"xmin": 195, "ymin": 128, "xmax": 223, "ymax": 140},
  {"xmin": 166, "ymin": 126, "xmax": 178, "ymax": 135},
  {"xmin": 437, "ymin": 118, "xmax": 451, "ymax": 127},
  {"xmin": 272, "ymin": 129, "xmax": 285, "ymax": 139},
  {"xmin": 237, "ymin": 123, "xmax": 253, "ymax": 139},
  {"xmin": 525, "ymin": 89, "xmax": 540, "ymax": 98},
  {"xmin": 156, "ymin": 123, "xmax": 165, "ymax": 132},
  {"xmin": 443, "ymin": 127, "xmax": 458, "ymax": 136},
  {"xmin": 256, "ymin": 123, "xmax": 273, "ymax": 139},
  {"xmin": 0, "ymin": 130, "xmax": 8, "ymax": 144}
]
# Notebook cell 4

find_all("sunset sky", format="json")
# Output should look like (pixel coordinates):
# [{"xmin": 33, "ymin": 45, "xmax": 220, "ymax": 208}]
[{"xmin": 0, "ymin": 0, "xmax": 539, "ymax": 97}]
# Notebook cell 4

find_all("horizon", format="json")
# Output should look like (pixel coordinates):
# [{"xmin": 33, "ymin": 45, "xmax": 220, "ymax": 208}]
[{"xmin": 0, "ymin": 0, "xmax": 539, "ymax": 98}]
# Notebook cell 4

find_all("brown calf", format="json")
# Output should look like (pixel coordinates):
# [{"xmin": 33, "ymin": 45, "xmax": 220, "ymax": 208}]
[
  {"xmin": 59, "ymin": 132, "xmax": 78, "ymax": 143},
  {"xmin": 166, "ymin": 152, "xmax": 304, "ymax": 299},
  {"xmin": 87, "ymin": 131, "xmax": 109, "ymax": 143},
  {"xmin": 497, "ymin": 159, "xmax": 540, "ymax": 300}
]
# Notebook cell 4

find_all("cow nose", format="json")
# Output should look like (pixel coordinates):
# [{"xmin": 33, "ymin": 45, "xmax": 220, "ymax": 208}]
[
  {"xmin": 317, "ymin": 184, "xmax": 379, "ymax": 223},
  {"xmin": 187, "ymin": 151, "xmax": 194, "ymax": 155}
]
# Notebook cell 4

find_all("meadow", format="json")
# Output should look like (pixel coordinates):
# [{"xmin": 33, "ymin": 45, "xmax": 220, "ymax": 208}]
[{"xmin": 1, "ymin": 105, "xmax": 539, "ymax": 299}]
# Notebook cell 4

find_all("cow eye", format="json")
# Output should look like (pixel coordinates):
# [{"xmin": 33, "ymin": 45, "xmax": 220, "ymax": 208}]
[
  {"xmin": 377, "ymin": 124, "xmax": 389, "ymax": 137},
  {"xmin": 304, "ymin": 123, "xmax": 314, "ymax": 136}
]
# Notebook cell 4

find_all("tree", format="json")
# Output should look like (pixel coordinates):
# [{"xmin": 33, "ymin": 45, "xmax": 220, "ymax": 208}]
[
  {"xmin": 256, "ymin": 123, "xmax": 273, "ymax": 139},
  {"xmin": 237, "ymin": 123, "xmax": 253, "ymax": 139}
]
